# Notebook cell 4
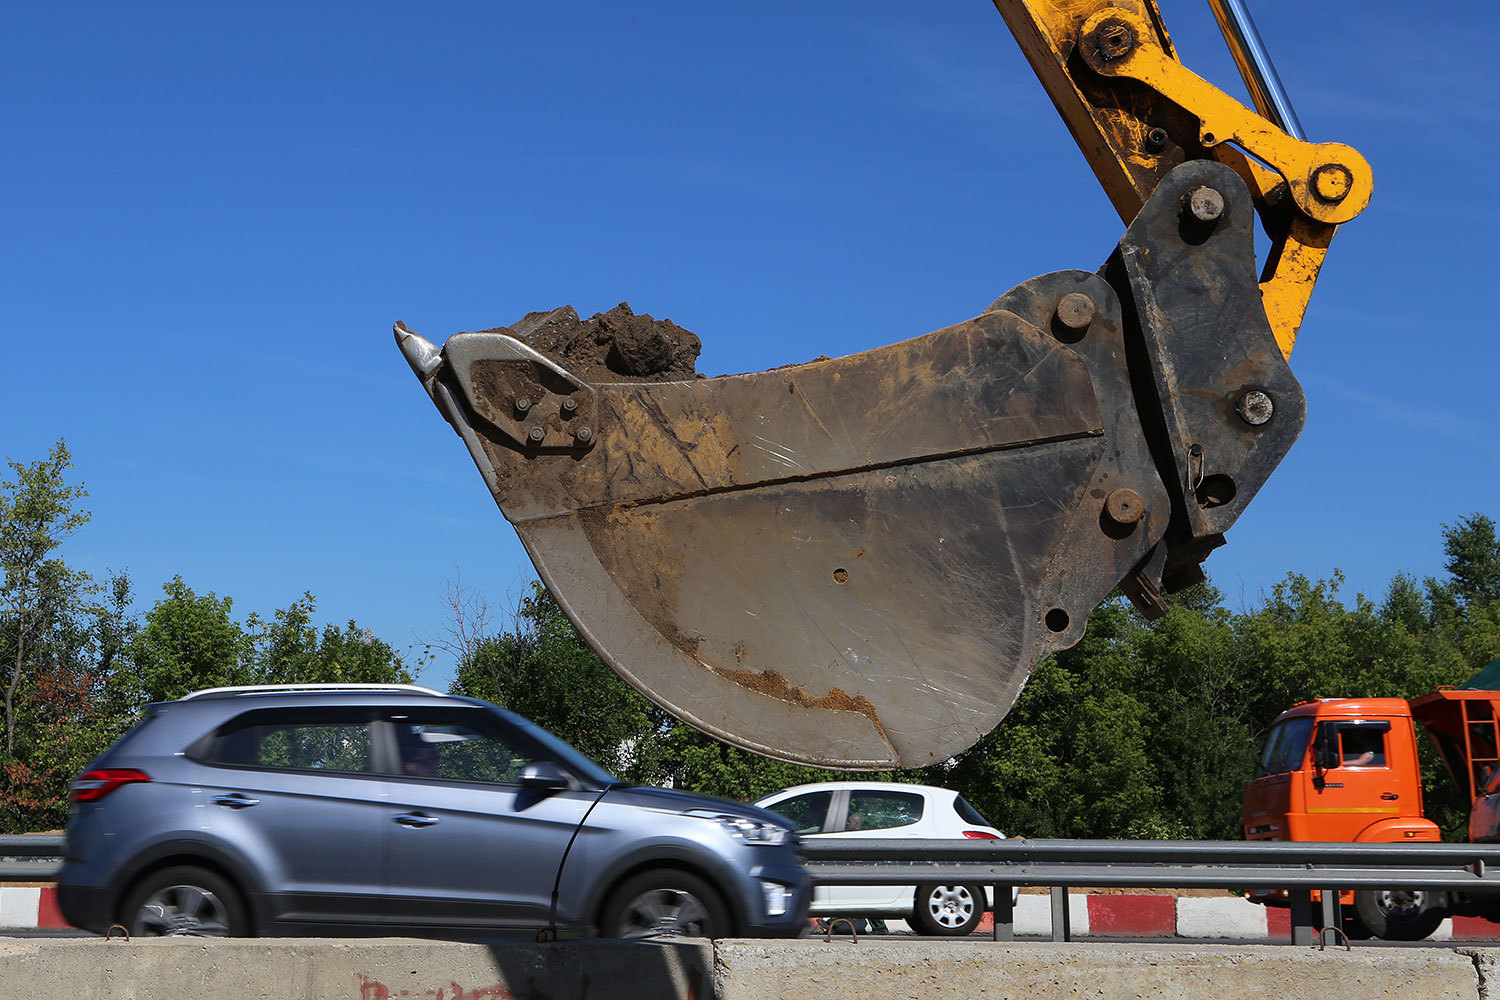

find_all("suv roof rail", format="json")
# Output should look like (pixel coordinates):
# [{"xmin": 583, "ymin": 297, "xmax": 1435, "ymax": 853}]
[{"xmin": 179, "ymin": 683, "xmax": 450, "ymax": 700}]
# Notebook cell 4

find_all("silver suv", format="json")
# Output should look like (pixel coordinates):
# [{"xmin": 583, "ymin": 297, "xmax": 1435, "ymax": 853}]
[{"xmin": 58, "ymin": 685, "xmax": 809, "ymax": 939}]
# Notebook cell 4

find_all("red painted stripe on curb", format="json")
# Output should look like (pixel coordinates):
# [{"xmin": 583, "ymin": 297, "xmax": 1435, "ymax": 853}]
[
  {"xmin": 1088, "ymin": 895, "xmax": 1174, "ymax": 936},
  {"xmin": 1451, "ymin": 915, "xmax": 1500, "ymax": 940},
  {"xmin": 1264, "ymin": 905, "xmax": 1291, "ymax": 940},
  {"xmin": 37, "ymin": 887, "xmax": 67, "ymax": 929}
]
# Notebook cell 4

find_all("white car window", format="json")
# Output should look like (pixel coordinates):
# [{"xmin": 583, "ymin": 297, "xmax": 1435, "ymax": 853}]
[
  {"xmin": 846, "ymin": 790, "xmax": 923, "ymax": 832},
  {"xmin": 763, "ymin": 791, "xmax": 834, "ymax": 834}
]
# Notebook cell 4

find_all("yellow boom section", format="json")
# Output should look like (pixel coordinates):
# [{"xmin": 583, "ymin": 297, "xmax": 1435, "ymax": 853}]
[{"xmin": 994, "ymin": 0, "xmax": 1371, "ymax": 357}]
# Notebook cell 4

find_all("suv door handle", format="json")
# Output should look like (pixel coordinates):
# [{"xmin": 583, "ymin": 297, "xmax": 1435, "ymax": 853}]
[
  {"xmin": 1381, "ymin": 793, "xmax": 1400, "ymax": 800},
  {"xmin": 394, "ymin": 812, "xmax": 440, "ymax": 828},
  {"xmin": 212, "ymin": 794, "xmax": 260, "ymax": 809}
]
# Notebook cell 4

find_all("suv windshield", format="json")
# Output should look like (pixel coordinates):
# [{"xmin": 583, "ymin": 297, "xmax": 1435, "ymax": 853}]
[{"xmin": 1254, "ymin": 716, "xmax": 1315, "ymax": 777}]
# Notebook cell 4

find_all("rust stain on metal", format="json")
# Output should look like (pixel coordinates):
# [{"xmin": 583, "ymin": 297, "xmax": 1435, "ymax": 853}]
[{"xmin": 716, "ymin": 667, "xmax": 890, "ymax": 743}]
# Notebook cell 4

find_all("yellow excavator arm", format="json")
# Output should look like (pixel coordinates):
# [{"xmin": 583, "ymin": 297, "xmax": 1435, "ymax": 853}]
[
  {"xmin": 997, "ymin": 0, "xmax": 1370, "ymax": 357},
  {"xmin": 397, "ymin": 1, "xmax": 1369, "ymax": 769}
]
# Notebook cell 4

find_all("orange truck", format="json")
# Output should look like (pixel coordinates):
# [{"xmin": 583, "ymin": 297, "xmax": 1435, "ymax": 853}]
[{"xmin": 1243, "ymin": 671, "xmax": 1500, "ymax": 940}]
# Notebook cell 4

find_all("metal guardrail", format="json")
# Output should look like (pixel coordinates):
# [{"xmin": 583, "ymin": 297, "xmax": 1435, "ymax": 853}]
[
  {"xmin": 0, "ymin": 834, "xmax": 64, "ymax": 881},
  {"xmin": 11, "ymin": 834, "xmax": 1500, "ymax": 943},
  {"xmin": 800, "ymin": 838, "xmax": 1500, "ymax": 944}
]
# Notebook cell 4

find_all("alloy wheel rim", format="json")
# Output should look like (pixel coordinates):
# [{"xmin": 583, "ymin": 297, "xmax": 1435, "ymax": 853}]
[
  {"xmin": 618, "ymin": 888, "xmax": 712, "ymax": 938},
  {"xmin": 134, "ymin": 884, "xmax": 230, "ymax": 937}
]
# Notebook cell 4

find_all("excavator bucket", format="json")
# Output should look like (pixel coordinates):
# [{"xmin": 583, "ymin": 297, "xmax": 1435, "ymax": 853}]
[{"xmin": 399, "ymin": 161, "xmax": 1303, "ymax": 767}]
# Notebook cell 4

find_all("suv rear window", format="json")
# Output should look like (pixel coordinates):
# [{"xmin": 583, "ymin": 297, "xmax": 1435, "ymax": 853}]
[{"xmin": 199, "ymin": 709, "xmax": 375, "ymax": 774}]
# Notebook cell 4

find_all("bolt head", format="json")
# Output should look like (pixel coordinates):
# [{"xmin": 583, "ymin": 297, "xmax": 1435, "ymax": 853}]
[
  {"xmin": 1312, "ymin": 164, "xmax": 1352, "ymax": 204},
  {"xmin": 1055, "ymin": 292, "xmax": 1096, "ymax": 332},
  {"xmin": 1104, "ymin": 488, "xmax": 1145, "ymax": 526},
  {"xmin": 527, "ymin": 426, "xmax": 546, "ymax": 443},
  {"xmin": 1145, "ymin": 127, "xmax": 1169, "ymax": 152},
  {"xmin": 1095, "ymin": 19, "xmax": 1135, "ymax": 61},
  {"xmin": 1237, "ymin": 390, "xmax": 1274, "ymax": 426},
  {"xmin": 514, "ymin": 397, "xmax": 532, "ymax": 413},
  {"xmin": 574, "ymin": 426, "xmax": 593, "ymax": 444},
  {"xmin": 1185, "ymin": 186, "xmax": 1225, "ymax": 223},
  {"xmin": 562, "ymin": 397, "xmax": 579, "ymax": 413}
]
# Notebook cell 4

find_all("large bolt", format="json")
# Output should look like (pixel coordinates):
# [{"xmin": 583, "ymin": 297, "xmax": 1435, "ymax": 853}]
[
  {"xmin": 1055, "ymin": 293, "xmax": 1096, "ymax": 332},
  {"xmin": 1185, "ymin": 186, "xmax": 1225, "ymax": 223},
  {"xmin": 514, "ymin": 397, "xmax": 532, "ymax": 414},
  {"xmin": 562, "ymin": 397, "xmax": 579, "ymax": 414},
  {"xmin": 1237, "ymin": 390, "xmax": 1274, "ymax": 426},
  {"xmin": 527, "ymin": 426, "xmax": 546, "ymax": 444},
  {"xmin": 1104, "ymin": 488, "xmax": 1145, "ymax": 527},
  {"xmin": 1094, "ymin": 19, "xmax": 1135, "ymax": 61},
  {"xmin": 1311, "ymin": 164, "xmax": 1352, "ymax": 204},
  {"xmin": 574, "ymin": 426, "xmax": 593, "ymax": 444}
]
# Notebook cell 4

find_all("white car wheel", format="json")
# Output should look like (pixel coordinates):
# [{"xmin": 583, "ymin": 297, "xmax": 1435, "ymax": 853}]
[{"xmin": 912, "ymin": 882, "xmax": 985, "ymax": 936}]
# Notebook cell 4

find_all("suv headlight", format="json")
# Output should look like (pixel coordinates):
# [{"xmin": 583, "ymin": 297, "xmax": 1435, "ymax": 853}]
[{"xmin": 688, "ymin": 810, "xmax": 792, "ymax": 845}]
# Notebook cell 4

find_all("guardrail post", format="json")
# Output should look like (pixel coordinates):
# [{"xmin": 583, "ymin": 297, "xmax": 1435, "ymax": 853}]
[
  {"xmin": 1318, "ymin": 887, "xmax": 1341, "ymax": 941},
  {"xmin": 1050, "ymin": 886, "xmax": 1071, "ymax": 942},
  {"xmin": 1288, "ymin": 888, "xmax": 1316, "ymax": 945},
  {"xmin": 991, "ymin": 885, "xmax": 1014, "ymax": 941}
]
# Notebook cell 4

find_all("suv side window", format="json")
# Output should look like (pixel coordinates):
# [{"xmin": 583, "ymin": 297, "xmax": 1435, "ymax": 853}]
[
  {"xmin": 765, "ymin": 791, "xmax": 834, "ymax": 834},
  {"xmin": 386, "ymin": 710, "xmax": 537, "ymax": 784},
  {"xmin": 203, "ymin": 709, "xmax": 374, "ymax": 774},
  {"xmin": 846, "ymin": 790, "xmax": 924, "ymax": 832}
]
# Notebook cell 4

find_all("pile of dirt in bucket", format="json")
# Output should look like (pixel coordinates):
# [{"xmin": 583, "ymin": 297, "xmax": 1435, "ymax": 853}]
[{"xmin": 481, "ymin": 303, "xmax": 702, "ymax": 383}]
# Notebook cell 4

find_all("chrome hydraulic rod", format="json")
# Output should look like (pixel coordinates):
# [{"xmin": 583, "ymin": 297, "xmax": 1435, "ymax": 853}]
[{"xmin": 1206, "ymin": 0, "xmax": 1306, "ymax": 139}]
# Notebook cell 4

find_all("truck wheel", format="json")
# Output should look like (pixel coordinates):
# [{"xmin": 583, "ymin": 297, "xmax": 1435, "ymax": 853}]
[
  {"xmin": 1353, "ymin": 889, "xmax": 1445, "ymax": 941},
  {"xmin": 911, "ymin": 883, "xmax": 986, "ymax": 936}
]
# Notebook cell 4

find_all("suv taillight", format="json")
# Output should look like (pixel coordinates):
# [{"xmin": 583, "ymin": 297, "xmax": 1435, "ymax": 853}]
[
  {"xmin": 962, "ymin": 830, "xmax": 999, "ymax": 839},
  {"xmin": 71, "ymin": 769, "xmax": 151, "ymax": 802}
]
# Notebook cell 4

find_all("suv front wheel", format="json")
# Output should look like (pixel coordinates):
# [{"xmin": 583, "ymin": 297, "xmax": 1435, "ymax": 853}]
[
  {"xmin": 122, "ymin": 865, "xmax": 249, "ymax": 938},
  {"xmin": 601, "ymin": 869, "xmax": 731, "ymax": 939}
]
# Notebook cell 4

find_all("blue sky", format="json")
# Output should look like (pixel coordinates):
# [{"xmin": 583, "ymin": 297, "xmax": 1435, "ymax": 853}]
[{"xmin": 5, "ymin": 1, "xmax": 1495, "ymax": 690}]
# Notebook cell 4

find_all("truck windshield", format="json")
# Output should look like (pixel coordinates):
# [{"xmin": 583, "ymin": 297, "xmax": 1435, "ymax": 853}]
[{"xmin": 1255, "ymin": 717, "xmax": 1315, "ymax": 777}]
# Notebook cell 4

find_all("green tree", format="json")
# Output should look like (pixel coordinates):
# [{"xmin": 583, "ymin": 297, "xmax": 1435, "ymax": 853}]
[
  {"xmin": 127, "ymin": 577, "xmax": 249, "ymax": 703},
  {"xmin": 247, "ymin": 592, "xmax": 411, "ymax": 685},
  {"xmin": 0, "ymin": 441, "xmax": 93, "ymax": 755},
  {"xmin": 454, "ymin": 584, "xmax": 668, "ymax": 780}
]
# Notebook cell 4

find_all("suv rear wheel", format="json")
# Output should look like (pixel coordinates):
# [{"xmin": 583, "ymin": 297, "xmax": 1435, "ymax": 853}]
[
  {"xmin": 601, "ymin": 870, "xmax": 730, "ymax": 939},
  {"xmin": 122, "ymin": 865, "xmax": 248, "ymax": 937}
]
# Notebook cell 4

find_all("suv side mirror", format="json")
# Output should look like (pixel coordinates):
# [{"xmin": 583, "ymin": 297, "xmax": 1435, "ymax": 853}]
[{"xmin": 518, "ymin": 761, "xmax": 571, "ymax": 791}]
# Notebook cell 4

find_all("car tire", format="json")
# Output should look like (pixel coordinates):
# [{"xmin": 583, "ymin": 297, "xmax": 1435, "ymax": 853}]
[
  {"xmin": 1353, "ymin": 888, "xmax": 1445, "ymax": 941},
  {"xmin": 121, "ymin": 865, "xmax": 249, "ymax": 938},
  {"xmin": 601, "ymin": 869, "xmax": 732, "ymax": 939},
  {"xmin": 911, "ymin": 882, "xmax": 986, "ymax": 936}
]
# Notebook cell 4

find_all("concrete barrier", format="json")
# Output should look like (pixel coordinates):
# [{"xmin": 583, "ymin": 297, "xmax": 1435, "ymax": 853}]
[
  {"xmin": 714, "ymin": 941, "xmax": 1483, "ymax": 1000},
  {"xmin": 0, "ymin": 937, "xmax": 1495, "ymax": 1000}
]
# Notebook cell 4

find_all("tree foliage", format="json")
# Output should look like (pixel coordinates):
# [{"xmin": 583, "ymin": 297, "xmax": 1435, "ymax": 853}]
[
  {"xmin": 0, "ymin": 447, "xmax": 413, "ymax": 831},
  {"xmin": 449, "ymin": 521, "xmax": 1500, "ymax": 842},
  {"xmin": 2, "ymin": 438, "xmax": 1497, "ymax": 845}
]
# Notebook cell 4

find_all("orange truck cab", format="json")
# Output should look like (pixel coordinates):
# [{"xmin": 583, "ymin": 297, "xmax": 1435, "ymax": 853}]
[
  {"xmin": 1243, "ymin": 698, "xmax": 1438, "ymax": 845},
  {"xmin": 1242, "ymin": 679, "xmax": 1500, "ymax": 940}
]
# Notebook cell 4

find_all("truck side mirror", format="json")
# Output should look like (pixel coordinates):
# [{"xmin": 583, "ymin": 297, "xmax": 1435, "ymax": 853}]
[{"xmin": 1313, "ymin": 727, "xmax": 1339, "ymax": 770}]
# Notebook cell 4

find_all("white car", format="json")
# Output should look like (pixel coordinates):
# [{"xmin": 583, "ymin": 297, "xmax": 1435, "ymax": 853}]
[{"xmin": 754, "ymin": 781, "xmax": 1011, "ymax": 936}]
